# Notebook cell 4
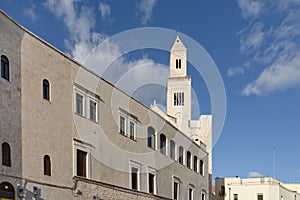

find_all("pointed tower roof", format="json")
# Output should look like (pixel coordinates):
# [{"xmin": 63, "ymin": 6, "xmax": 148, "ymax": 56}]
[{"xmin": 171, "ymin": 35, "xmax": 187, "ymax": 51}]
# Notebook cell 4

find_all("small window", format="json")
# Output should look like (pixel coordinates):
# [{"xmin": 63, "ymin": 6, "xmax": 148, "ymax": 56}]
[
  {"xmin": 131, "ymin": 167, "xmax": 138, "ymax": 190},
  {"xmin": 176, "ymin": 59, "xmax": 181, "ymax": 69},
  {"xmin": 43, "ymin": 155, "xmax": 51, "ymax": 176},
  {"xmin": 120, "ymin": 116, "xmax": 126, "ymax": 135},
  {"xmin": 89, "ymin": 100, "xmax": 97, "ymax": 122},
  {"xmin": 160, "ymin": 134, "xmax": 166, "ymax": 155},
  {"xmin": 200, "ymin": 160, "xmax": 204, "ymax": 176},
  {"xmin": 178, "ymin": 146, "xmax": 184, "ymax": 165},
  {"xmin": 258, "ymin": 194, "xmax": 263, "ymax": 200},
  {"xmin": 170, "ymin": 140, "xmax": 176, "ymax": 160},
  {"xmin": 202, "ymin": 192, "xmax": 206, "ymax": 200},
  {"xmin": 2, "ymin": 142, "xmax": 11, "ymax": 167},
  {"xmin": 148, "ymin": 173, "xmax": 155, "ymax": 194},
  {"xmin": 1, "ymin": 55, "xmax": 9, "ymax": 81},
  {"xmin": 193, "ymin": 156, "xmax": 198, "ymax": 172},
  {"xmin": 187, "ymin": 151, "xmax": 191, "ymax": 169},
  {"xmin": 77, "ymin": 149, "xmax": 87, "ymax": 177},
  {"xmin": 42, "ymin": 79, "xmax": 50, "ymax": 101},
  {"xmin": 75, "ymin": 93, "xmax": 83, "ymax": 115},
  {"xmin": 188, "ymin": 187, "xmax": 193, "ymax": 200},
  {"xmin": 129, "ymin": 121, "xmax": 135, "ymax": 140},
  {"xmin": 147, "ymin": 126, "xmax": 155, "ymax": 149},
  {"xmin": 174, "ymin": 92, "xmax": 184, "ymax": 106},
  {"xmin": 234, "ymin": 194, "xmax": 238, "ymax": 200},
  {"xmin": 220, "ymin": 185, "xmax": 225, "ymax": 196},
  {"xmin": 173, "ymin": 179, "xmax": 180, "ymax": 200}
]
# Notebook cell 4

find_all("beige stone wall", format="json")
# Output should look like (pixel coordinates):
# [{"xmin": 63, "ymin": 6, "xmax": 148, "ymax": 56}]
[{"xmin": 0, "ymin": 10, "xmax": 24, "ymax": 179}]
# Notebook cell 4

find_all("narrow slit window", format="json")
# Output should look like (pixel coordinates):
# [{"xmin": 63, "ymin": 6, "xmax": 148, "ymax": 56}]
[
  {"xmin": 178, "ymin": 146, "xmax": 184, "ymax": 165},
  {"xmin": 147, "ymin": 127, "xmax": 155, "ymax": 149},
  {"xmin": 43, "ymin": 79, "xmax": 50, "ymax": 101},
  {"xmin": 76, "ymin": 93, "xmax": 83, "ymax": 115},
  {"xmin": 160, "ymin": 134, "xmax": 166, "ymax": 155},
  {"xmin": 1, "ymin": 55, "xmax": 9, "ymax": 81},
  {"xmin": 43, "ymin": 155, "xmax": 51, "ymax": 176},
  {"xmin": 170, "ymin": 140, "xmax": 175, "ymax": 160},
  {"xmin": 2, "ymin": 142, "xmax": 11, "ymax": 167}
]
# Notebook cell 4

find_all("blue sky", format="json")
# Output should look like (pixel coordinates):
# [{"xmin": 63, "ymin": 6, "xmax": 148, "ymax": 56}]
[{"xmin": 1, "ymin": 0, "xmax": 300, "ymax": 182}]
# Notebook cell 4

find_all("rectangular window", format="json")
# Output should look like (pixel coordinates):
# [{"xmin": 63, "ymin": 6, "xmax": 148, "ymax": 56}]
[
  {"xmin": 130, "ymin": 121, "xmax": 135, "ymax": 140},
  {"xmin": 258, "ymin": 194, "xmax": 263, "ymax": 200},
  {"xmin": 176, "ymin": 59, "xmax": 181, "ymax": 69},
  {"xmin": 148, "ymin": 173, "xmax": 155, "ymax": 194},
  {"xmin": 188, "ymin": 188, "xmax": 193, "ymax": 200},
  {"xmin": 202, "ymin": 193, "xmax": 206, "ymax": 200},
  {"xmin": 234, "ymin": 194, "xmax": 238, "ymax": 200},
  {"xmin": 174, "ymin": 92, "xmax": 184, "ymax": 106},
  {"xmin": 148, "ymin": 131, "xmax": 155, "ymax": 149},
  {"xmin": 77, "ymin": 149, "xmax": 87, "ymax": 177},
  {"xmin": 120, "ymin": 116, "xmax": 126, "ymax": 135},
  {"xmin": 131, "ymin": 167, "xmax": 138, "ymax": 190},
  {"xmin": 76, "ymin": 93, "xmax": 83, "ymax": 115},
  {"xmin": 89, "ymin": 100, "xmax": 97, "ymax": 122},
  {"xmin": 193, "ymin": 156, "xmax": 198, "ymax": 172},
  {"xmin": 173, "ymin": 181, "xmax": 179, "ymax": 200}
]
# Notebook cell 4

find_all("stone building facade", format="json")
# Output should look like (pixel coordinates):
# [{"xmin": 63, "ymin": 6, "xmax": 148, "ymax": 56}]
[{"xmin": 0, "ymin": 10, "xmax": 211, "ymax": 200}]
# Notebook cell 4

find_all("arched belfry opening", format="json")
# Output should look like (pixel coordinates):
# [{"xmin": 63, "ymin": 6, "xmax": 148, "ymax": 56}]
[{"xmin": 0, "ymin": 181, "xmax": 15, "ymax": 199}]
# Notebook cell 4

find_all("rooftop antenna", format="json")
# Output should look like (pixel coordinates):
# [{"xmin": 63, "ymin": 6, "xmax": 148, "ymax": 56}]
[{"xmin": 273, "ymin": 146, "xmax": 276, "ymax": 178}]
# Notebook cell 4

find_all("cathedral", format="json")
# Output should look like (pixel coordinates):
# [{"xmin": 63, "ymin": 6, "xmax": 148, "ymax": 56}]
[{"xmin": 0, "ymin": 10, "xmax": 212, "ymax": 200}]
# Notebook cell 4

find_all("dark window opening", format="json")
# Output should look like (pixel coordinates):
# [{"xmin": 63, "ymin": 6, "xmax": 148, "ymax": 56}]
[
  {"xmin": 2, "ymin": 142, "xmax": 11, "ymax": 167},
  {"xmin": 174, "ymin": 92, "xmax": 184, "ymax": 106},
  {"xmin": 131, "ymin": 167, "xmax": 138, "ymax": 190},
  {"xmin": 173, "ymin": 182, "xmax": 179, "ymax": 200},
  {"xmin": 187, "ymin": 151, "xmax": 191, "ymax": 169},
  {"xmin": 189, "ymin": 188, "xmax": 193, "ymax": 200},
  {"xmin": 148, "ymin": 173, "xmax": 155, "ymax": 194},
  {"xmin": 160, "ymin": 134, "xmax": 166, "ymax": 155},
  {"xmin": 90, "ymin": 100, "xmax": 97, "ymax": 121},
  {"xmin": 43, "ymin": 155, "xmax": 51, "ymax": 176},
  {"xmin": 176, "ymin": 59, "xmax": 181, "ymax": 69},
  {"xmin": 130, "ymin": 121, "xmax": 135, "ymax": 140},
  {"xmin": 170, "ymin": 140, "xmax": 175, "ymax": 160},
  {"xmin": 193, "ymin": 156, "xmax": 198, "ymax": 172},
  {"xmin": 76, "ymin": 93, "xmax": 83, "ymax": 115},
  {"xmin": 147, "ymin": 127, "xmax": 155, "ymax": 149},
  {"xmin": 200, "ymin": 160, "xmax": 204, "ymax": 176},
  {"xmin": 42, "ymin": 79, "xmax": 50, "ymax": 101},
  {"xmin": 77, "ymin": 149, "xmax": 87, "ymax": 177},
  {"xmin": 120, "ymin": 116, "xmax": 125, "ymax": 135},
  {"xmin": 1, "ymin": 55, "xmax": 9, "ymax": 81},
  {"xmin": 178, "ymin": 146, "xmax": 184, "ymax": 165}
]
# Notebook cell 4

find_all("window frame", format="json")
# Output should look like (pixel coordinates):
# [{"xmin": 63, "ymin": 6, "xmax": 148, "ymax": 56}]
[
  {"xmin": 43, "ymin": 155, "xmax": 51, "ymax": 176},
  {"xmin": 42, "ymin": 79, "xmax": 50, "ymax": 101},
  {"xmin": 89, "ymin": 98, "xmax": 98, "ymax": 122},
  {"xmin": 172, "ymin": 176, "xmax": 180, "ymax": 200},
  {"xmin": 188, "ymin": 185, "xmax": 194, "ymax": 200},
  {"xmin": 1, "ymin": 55, "xmax": 9, "ymax": 81},
  {"xmin": 129, "ymin": 161, "xmax": 141, "ymax": 191},
  {"xmin": 75, "ymin": 91, "xmax": 85, "ymax": 116},
  {"xmin": 147, "ymin": 167, "xmax": 157, "ymax": 195},
  {"xmin": 178, "ymin": 146, "xmax": 184, "ymax": 165},
  {"xmin": 186, "ymin": 151, "xmax": 191, "ymax": 169},
  {"xmin": 2, "ymin": 142, "xmax": 11, "ymax": 167},
  {"xmin": 73, "ymin": 140, "xmax": 90, "ymax": 178},
  {"xmin": 160, "ymin": 133, "xmax": 167, "ymax": 156},
  {"xmin": 176, "ymin": 59, "xmax": 181, "ymax": 69},
  {"xmin": 170, "ymin": 140, "xmax": 176, "ymax": 160},
  {"xmin": 147, "ymin": 126, "xmax": 156, "ymax": 149},
  {"xmin": 193, "ymin": 156, "xmax": 198, "ymax": 172},
  {"xmin": 200, "ymin": 159, "xmax": 204, "ymax": 176}
]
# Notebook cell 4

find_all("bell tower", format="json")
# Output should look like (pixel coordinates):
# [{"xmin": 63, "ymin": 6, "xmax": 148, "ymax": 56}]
[{"xmin": 167, "ymin": 36, "xmax": 191, "ymax": 131}]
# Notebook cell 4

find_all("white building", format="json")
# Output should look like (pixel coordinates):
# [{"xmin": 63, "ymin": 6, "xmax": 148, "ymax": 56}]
[{"xmin": 213, "ymin": 177, "xmax": 300, "ymax": 200}]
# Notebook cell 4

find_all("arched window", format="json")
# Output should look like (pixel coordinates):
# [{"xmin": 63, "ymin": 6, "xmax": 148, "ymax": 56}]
[
  {"xmin": 0, "ymin": 182, "xmax": 15, "ymax": 199},
  {"xmin": 43, "ymin": 79, "xmax": 50, "ymax": 100},
  {"xmin": 160, "ymin": 134, "xmax": 166, "ymax": 155},
  {"xmin": 147, "ymin": 126, "xmax": 155, "ymax": 149},
  {"xmin": 193, "ymin": 156, "xmax": 198, "ymax": 172},
  {"xmin": 170, "ymin": 140, "xmax": 175, "ymax": 160},
  {"xmin": 2, "ymin": 142, "xmax": 11, "ymax": 167},
  {"xmin": 1, "ymin": 55, "xmax": 9, "ymax": 81},
  {"xmin": 200, "ymin": 160, "xmax": 204, "ymax": 176},
  {"xmin": 44, "ymin": 155, "xmax": 51, "ymax": 176},
  {"xmin": 186, "ymin": 151, "xmax": 191, "ymax": 169},
  {"xmin": 178, "ymin": 146, "xmax": 184, "ymax": 165}
]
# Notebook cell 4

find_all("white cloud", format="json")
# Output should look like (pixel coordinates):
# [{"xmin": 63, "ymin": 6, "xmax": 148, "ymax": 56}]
[
  {"xmin": 243, "ymin": 53, "xmax": 300, "ymax": 96},
  {"xmin": 137, "ymin": 0, "xmax": 157, "ymax": 25},
  {"xmin": 239, "ymin": 22, "xmax": 265, "ymax": 54},
  {"xmin": 99, "ymin": 2, "xmax": 111, "ymax": 22},
  {"xmin": 227, "ymin": 66, "xmax": 245, "ymax": 77},
  {"xmin": 23, "ymin": 5, "xmax": 37, "ymax": 23},
  {"xmin": 248, "ymin": 171, "xmax": 264, "ymax": 178},
  {"xmin": 44, "ymin": 0, "xmax": 168, "ymax": 107},
  {"xmin": 233, "ymin": 0, "xmax": 300, "ymax": 96},
  {"xmin": 237, "ymin": 0, "xmax": 262, "ymax": 19}
]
